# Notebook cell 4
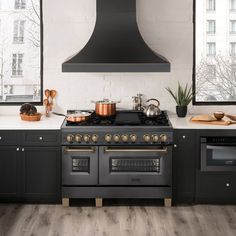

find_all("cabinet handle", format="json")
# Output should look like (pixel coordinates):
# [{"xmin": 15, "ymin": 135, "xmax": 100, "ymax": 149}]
[
  {"xmin": 226, "ymin": 183, "xmax": 230, "ymax": 187},
  {"xmin": 174, "ymin": 144, "xmax": 177, "ymax": 148},
  {"xmin": 22, "ymin": 148, "xmax": 25, "ymax": 152},
  {"xmin": 182, "ymin": 136, "xmax": 186, "ymax": 139},
  {"xmin": 0, "ymin": 136, "xmax": 2, "ymax": 140},
  {"xmin": 16, "ymin": 147, "xmax": 20, "ymax": 151},
  {"xmin": 39, "ymin": 136, "xmax": 43, "ymax": 140}
]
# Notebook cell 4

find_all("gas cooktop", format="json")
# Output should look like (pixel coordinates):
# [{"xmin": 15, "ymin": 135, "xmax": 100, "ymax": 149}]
[{"xmin": 64, "ymin": 110, "xmax": 171, "ymax": 127}]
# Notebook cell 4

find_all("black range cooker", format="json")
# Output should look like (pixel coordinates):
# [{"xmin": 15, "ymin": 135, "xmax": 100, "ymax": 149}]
[{"xmin": 61, "ymin": 110, "xmax": 173, "ymax": 207}]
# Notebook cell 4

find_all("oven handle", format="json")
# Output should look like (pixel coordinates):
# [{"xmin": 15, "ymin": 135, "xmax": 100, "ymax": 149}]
[
  {"xmin": 64, "ymin": 147, "xmax": 95, "ymax": 153},
  {"xmin": 206, "ymin": 145, "xmax": 236, "ymax": 150},
  {"xmin": 104, "ymin": 147, "xmax": 168, "ymax": 153}
]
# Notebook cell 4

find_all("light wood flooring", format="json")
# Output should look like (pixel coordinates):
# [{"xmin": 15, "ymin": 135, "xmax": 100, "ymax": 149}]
[{"xmin": 0, "ymin": 201, "xmax": 236, "ymax": 236}]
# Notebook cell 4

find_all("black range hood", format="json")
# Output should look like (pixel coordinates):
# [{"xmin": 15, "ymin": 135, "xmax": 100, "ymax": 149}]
[{"xmin": 62, "ymin": 0, "xmax": 170, "ymax": 73}]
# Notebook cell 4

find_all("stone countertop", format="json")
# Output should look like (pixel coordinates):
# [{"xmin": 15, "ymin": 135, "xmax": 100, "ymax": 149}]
[
  {"xmin": 0, "ymin": 114, "xmax": 65, "ymax": 130},
  {"xmin": 169, "ymin": 115, "xmax": 236, "ymax": 129}
]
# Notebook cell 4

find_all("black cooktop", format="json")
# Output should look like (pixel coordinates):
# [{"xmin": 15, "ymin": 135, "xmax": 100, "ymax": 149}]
[{"xmin": 65, "ymin": 110, "xmax": 170, "ymax": 127}]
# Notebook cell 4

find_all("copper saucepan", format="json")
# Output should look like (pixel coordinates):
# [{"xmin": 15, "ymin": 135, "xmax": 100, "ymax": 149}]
[
  {"xmin": 52, "ymin": 111, "xmax": 92, "ymax": 123},
  {"xmin": 92, "ymin": 99, "xmax": 120, "ymax": 117}
]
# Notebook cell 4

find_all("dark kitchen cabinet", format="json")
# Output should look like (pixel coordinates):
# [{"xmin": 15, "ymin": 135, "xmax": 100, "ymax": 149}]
[
  {"xmin": 172, "ymin": 129, "xmax": 197, "ymax": 203},
  {"xmin": 0, "ymin": 130, "xmax": 61, "ymax": 203}
]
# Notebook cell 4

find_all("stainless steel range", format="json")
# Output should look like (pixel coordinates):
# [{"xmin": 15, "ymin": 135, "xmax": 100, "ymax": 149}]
[{"xmin": 61, "ymin": 110, "xmax": 173, "ymax": 207}]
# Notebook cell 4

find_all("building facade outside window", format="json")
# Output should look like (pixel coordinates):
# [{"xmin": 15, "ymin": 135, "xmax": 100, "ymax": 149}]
[
  {"xmin": 207, "ymin": 20, "xmax": 216, "ymax": 34},
  {"xmin": 207, "ymin": 42, "xmax": 216, "ymax": 56},
  {"xmin": 230, "ymin": 20, "xmax": 236, "ymax": 34},
  {"xmin": 12, "ymin": 53, "xmax": 23, "ymax": 76},
  {"xmin": 13, "ymin": 20, "xmax": 25, "ymax": 43},
  {"xmin": 230, "ymin": 0, "xmax": 236, "ymax": 10},
  {"xmin": 15, "ymin": 0, "xmax": 26, "ymax": 9},
  {"xmin": 207, "ymin": 0, "xmax": 215, "ymax": 11}
]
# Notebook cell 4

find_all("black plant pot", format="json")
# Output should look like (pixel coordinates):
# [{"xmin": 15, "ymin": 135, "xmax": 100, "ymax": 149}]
[{"xmin": 176, "ymin": 106, "xmax": 187, "ymax": 117}]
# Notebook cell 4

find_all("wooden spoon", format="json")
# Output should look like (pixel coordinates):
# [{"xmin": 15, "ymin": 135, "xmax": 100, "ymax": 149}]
[
  {"xmin": 44, "ymin": 89, "xmax": 50, "ymax": 98},
  {"xmin": 50, "ymin": 90, "xmax": 57, "ymax": 99}
]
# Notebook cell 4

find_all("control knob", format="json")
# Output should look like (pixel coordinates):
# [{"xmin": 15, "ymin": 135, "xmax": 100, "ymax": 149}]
[
  {"xmin": 105, "ymin": 134, "xmax": 112, "ymax": 143},
  {"xmin": 121, "ymin": 134, "xmax": 129, "ymax": 142},
  {"xmin": 91, "ymin": 134, "xmax": 99, "ymax": 143},
  {"xmin": 66, "ymin": 134, "xmax": 74, "ymax": 143},
  {"xmin": 113, "ymin": 134, "xmax": 120, "ymax": 143},
  {"xmin": 143, "ymin": 134, "xmax": 151, "ymax": 143},
  {"xmin": 83, "ymin": 134, "xmax": 90, "ymax": 143},
  {"xmin": 152, "ymin": 134, "xmax": 159, "ymax": 143},
  {"xmin": 130, "ymin": 134, "xmax": 137, "ymax": 143},
  {"xmin": 75, "ymin": 134, "xmax": 82, "ymax": 143},
  {"xmin": 160, "ymin": 134, "xmax": 168, "ymax": 143}
]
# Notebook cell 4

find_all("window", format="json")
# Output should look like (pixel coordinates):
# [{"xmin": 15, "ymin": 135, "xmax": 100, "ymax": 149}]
[
  {"xmin": 207, "ymin": 0, "xmax": 215, "ymax": 11},
  {"xmin": 207, "ymin": 42, "xmax": 216, "ymax": 56},
  {"xmin": 194, "ymin": 0, "xmax": 236, "ymax": 104},
  {"xmin": 230, "ymin": 20, "xmax": 236, "ymax": 34},
  {"xmin": 230, "ymin": 42, "xmax": 236, "ymax": 55},
  {"xmin": 207, "ymin": 20, "xmax": 216, "ymax": 34},
  {"xmin": 0, "ymin": 0, "xmax": 42, "ymax": 104},
  {"xmin": 230, "ymin": 0, "xmax": 236, "ymax": 11},
  {"xmin": 13, "ymin": 20, "xmax": 25, "ymax": 43},
  {"xmin": 12, "ymin": 53, "xmax": 23, "ymax": 76},
  {"xmin": 15, "ymin": 0, "xmax": 26, "ymax": 9}
]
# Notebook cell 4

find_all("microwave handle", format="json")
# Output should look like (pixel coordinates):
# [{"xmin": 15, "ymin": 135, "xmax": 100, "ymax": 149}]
[{"xmin": 206, "ymin": 145, "xmax": 236, "ymax": 150}]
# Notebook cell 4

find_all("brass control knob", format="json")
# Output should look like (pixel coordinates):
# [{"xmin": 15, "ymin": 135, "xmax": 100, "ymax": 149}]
[
  {"xmin": 113, "ymin": 134, "xmax": 120, "ymax": 143},
  {"xmin": 143, "ymin": 134, "xmax": 151, "ymax": 143},
  {"xmin": 75, "ymin": 134, "xmax": 82, "ymax": 143},
  {"xmin": 91, "ymin": 134, "xmax": 99, "ymax": 143},
  {"xmin": 83, "ymin": 134, "xmax": 90, "ymax": 143},
  {"xmin": 160, "ymin": 134, "xmax": 168, "ymax": 143},
  {"xmin": 66, "ymin": 134, "xmax": 74, "ymax": 143},
  {"xmin": 152, "ymin": 134, "xmax": 159, "ymax": 143},
  {"xmin": 130, "ymin": 134, "xmax": 137, "ymax": 143},
  {"xmin": 121, "ymin": 134, "xmax": 129, "ymax": 142},
  {"xmin": 105, "ymin": 134, "xmax": 112, "ymax": 143}
]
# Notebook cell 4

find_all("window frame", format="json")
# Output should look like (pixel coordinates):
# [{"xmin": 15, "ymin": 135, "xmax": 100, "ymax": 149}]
[
  {"xmin": 0, "ymin": 0, "xmax": 43, "ymax": 106},
  {"xmin": 193, "ymin": 0, "xmax": 236, "ymax": 105}
]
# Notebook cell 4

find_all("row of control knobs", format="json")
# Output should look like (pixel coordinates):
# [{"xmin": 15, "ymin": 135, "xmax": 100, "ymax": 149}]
[{"xmin": 66, "ymin": 134, "xmax": 168, "ymax": 143}]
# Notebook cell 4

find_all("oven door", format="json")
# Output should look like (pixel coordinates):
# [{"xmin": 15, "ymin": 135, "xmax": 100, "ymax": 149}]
[
  {"xmin": 99, "ymin": 146, "xmax": 172, "ymax": 186},
  {"xmin": 62, "ymin": 146, "xmax": 98, "ymax": 185},
  {"xmin": 201, "ymin": 143, "xmax": 236, "ymax": 171}
]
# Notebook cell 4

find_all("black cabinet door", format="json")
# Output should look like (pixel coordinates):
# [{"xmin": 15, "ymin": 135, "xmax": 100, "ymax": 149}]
[
  {"xmin": 21, "ymin": 147, "xmax": 61, "ymax": 203},
  {"xmin": 0, "ymin": 147, "xmax": 20, "ymax": 200},
  {"xmin": 173, "ymin": 130, "xmax": 197, "ymax": 203}
]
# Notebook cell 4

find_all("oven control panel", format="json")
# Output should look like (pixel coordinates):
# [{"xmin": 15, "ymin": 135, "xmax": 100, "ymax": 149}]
[{"xmin": 63, "ymin": 132, "xmax": 173, "ymax": 145}]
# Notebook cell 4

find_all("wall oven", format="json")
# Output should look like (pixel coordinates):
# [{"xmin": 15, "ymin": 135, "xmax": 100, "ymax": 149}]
[{"xmin": 201, "ymin": 137, "xmax": 236, "ymax": 171}]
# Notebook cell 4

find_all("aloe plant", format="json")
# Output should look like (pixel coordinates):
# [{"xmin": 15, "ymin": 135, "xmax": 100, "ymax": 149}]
[{"xmin": 166, "ymin": 82, "xmax": 193, "ymax": 106}]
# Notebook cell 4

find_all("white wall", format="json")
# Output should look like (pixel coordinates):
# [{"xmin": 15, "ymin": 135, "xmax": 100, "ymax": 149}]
[{"xmin": 1, "ymin": 0, "xmax": 235, "ymax": 115}]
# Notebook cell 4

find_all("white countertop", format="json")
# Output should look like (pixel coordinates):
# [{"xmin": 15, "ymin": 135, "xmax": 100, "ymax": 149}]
[
  {"xmin": 169, "ymin": 115, "xmax": 236, "ymax": 129},
  {"xmin": 0, "ymin": 114, "xmax": 65, "ymax": 130}
]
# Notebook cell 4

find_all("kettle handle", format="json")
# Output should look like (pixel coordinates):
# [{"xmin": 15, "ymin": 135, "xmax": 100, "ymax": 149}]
[{"xmin": 146, "ymin": 99, "xmax": 160, "ymax": 107}]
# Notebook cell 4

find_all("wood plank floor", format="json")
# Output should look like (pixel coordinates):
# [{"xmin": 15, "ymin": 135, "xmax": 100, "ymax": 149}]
[{"xmin": 0, "ymin": 203, "xmax": 236, "ymax": 236}]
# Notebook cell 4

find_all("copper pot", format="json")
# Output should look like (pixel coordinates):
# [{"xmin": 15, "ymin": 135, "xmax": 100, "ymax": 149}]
[{"xmin": 92, "ymin": 99, "xmax": 120, "ymax": 117}]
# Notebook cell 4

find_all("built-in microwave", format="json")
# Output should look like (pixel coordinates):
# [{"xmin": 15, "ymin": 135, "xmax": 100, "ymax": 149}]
[{"xmin": 200, "ymin": 137, "xmax": 236, "ymax": 171}]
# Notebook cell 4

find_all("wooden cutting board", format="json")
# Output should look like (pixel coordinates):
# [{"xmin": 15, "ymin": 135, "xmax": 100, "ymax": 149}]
[{"xmin": 190, "ymin": 114, "xmax": 236, "ymax": 126}]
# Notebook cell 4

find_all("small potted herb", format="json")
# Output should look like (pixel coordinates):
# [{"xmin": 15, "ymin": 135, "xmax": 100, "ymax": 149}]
[{"xmin": 166, "ymin": 82, "xmax": 193, "ymax": 117}]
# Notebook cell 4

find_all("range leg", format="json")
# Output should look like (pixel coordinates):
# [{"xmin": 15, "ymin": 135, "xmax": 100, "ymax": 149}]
[
  {"xmin": 164, "ymin": 198, "xmax": 172, "ymax": 207},
  {"xmin": 95, "ymin": 198, "xmax": 103, "ymax": 207},
  {"xmin": 62, "ymin": 198, "xmax": 70, "ymax": 207}
]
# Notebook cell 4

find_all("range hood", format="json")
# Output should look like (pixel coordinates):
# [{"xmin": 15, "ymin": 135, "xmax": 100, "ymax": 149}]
[{"xmin": 62, "ymin": 0, "xmax": 170, "ymax": 73}]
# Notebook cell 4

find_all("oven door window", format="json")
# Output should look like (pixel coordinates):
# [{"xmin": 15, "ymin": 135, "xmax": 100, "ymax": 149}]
[
  {"xmin": 72, "ymin": 157, "xmax": 90, "ymax": 172},
  {"xmin": 110, "ymin": 157, "xmax": 160, "ymax": 173},
  {"xmin": 206, "ymin": 145, "xmax": 236, "ymax": 166}
]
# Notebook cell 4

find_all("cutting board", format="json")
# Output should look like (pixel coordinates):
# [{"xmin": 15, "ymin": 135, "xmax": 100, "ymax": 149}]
[{"xmin": 190, "ymin": 114, "xmax": 236, "ymax": 126}]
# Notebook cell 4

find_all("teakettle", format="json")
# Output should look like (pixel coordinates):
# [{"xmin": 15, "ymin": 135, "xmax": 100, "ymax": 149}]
[{"xmin": 143, "ymin": 99, "xmax": 161, "ymax": 117}]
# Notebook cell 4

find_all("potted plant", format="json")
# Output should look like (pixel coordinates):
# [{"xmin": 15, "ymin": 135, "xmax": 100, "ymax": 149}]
[{"xmin": 166, "ymin": 82, "xmax": 193, "ymax": 117}]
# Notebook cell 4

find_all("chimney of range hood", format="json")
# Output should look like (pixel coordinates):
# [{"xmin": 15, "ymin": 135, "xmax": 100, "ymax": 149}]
[{"xmin": 62, "ymin": 0, "xmax": 170, "ymax": 73}]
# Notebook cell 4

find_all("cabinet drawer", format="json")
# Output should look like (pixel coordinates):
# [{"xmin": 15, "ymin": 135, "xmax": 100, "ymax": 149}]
[
  {"xmin": 0, "ymin": 131, "xmax": 18, "ymax": 145},
  {"xmin": 196, "ymin": 172, "xmax": 236, "ymax": 201},
  {"xmin": 22, "ymin": 131, "xmax": 60, "ymax": 146}
]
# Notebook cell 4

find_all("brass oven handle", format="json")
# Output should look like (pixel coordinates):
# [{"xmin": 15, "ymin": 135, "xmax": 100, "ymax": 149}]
[
  {"xmin": 104, "ymin": 147, "xmax": 167, "ymax": 153},
  {"xmin": 64, "ymin": 147, "xmax": 95, "ymax": 153}
]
